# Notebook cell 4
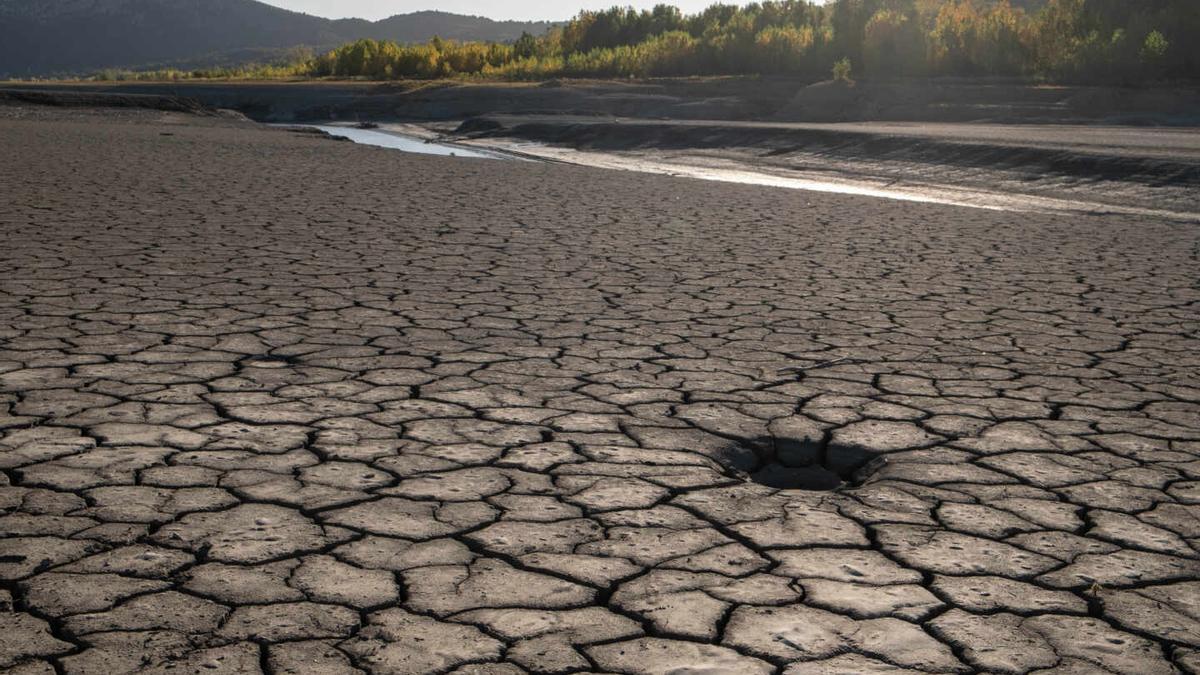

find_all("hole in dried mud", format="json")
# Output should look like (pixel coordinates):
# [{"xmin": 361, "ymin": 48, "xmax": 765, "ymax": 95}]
[
  {"xmin": 750, "ymin": 462, "xmax": 845, "ymax": 491},
  {"xmin": 717, "ymin": 436, "xmax": 883, "ymax": 492},
  {"xmin": 239, "ymin": 354, "xmax": 297, "ymax": 369}
]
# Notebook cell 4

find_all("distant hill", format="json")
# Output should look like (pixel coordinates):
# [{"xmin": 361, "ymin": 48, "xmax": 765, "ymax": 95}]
[{"xmin": 0, "ymin": 0, "xmax": 557, "ymax": 77}]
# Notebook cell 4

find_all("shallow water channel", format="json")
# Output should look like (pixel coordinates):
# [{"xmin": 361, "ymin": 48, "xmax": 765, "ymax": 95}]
[
  {"xmin": 296, "ymin": 123, "xmax": 1199, "ymax": 221},
  {"xmin": 301, "ymin": 125, "xmax": 507, "ymax": 160}
]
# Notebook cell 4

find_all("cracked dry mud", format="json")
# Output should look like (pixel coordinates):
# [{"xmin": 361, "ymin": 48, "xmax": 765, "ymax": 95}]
[{"xmin": 1, "ymin": 106, "xmax": 1198, "ymax": 675}]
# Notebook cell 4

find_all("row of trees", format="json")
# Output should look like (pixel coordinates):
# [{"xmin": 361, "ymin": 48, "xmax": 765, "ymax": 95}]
[
  {"xmin": 96, "ymin": 0, "xmax": 1198, "ymax": 83},
  {"xmin": 844, "ymin": 0, "xmax": 1192, "ymax": 80}
]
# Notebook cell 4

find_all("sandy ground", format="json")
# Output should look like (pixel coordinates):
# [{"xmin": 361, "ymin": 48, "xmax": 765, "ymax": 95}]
[{"xmin": 1, "ymin": 106, "xmax": 1199, "ymax": 674}]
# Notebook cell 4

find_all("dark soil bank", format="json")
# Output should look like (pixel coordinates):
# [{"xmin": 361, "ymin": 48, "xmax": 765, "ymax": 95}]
[
  {"xmin": 0, "ymin": 87, "xmax": 216, "ymax": 115},
  {"xmin": 6, "ymin": 78, "xmax": 1200, "ymax": 125}
]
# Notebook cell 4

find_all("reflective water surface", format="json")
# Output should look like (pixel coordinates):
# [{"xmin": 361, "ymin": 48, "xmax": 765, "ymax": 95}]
[
  {"xmin": 461, "ymin": 138, "xmax": 1200, "ymax": 221},
  {"xmin": 302, "ymin": 125, "xmax": 506, "ymax": 160}
]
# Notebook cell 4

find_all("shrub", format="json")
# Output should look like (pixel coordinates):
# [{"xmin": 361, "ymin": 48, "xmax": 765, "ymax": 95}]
[
  {"xmin": 1141, "ymin": 30, "xmax": 1169, "ymax": 63},
  {"xmin": 832, "ymin": 57, "xmax": 853, "ymax": 82}
]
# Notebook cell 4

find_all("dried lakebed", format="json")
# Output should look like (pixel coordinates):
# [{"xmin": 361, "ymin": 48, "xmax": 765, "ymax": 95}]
[{"xmin": 0, "ymin": 106, "xmax": 1198, "ymax": 675}]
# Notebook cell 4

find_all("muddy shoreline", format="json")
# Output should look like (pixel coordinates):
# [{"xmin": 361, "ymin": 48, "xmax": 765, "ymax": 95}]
[
  {"xmin": 6, "ymin": 78, "xmax": 1200, "ymax": 125},
  {"xmin": 6, "ymin": 82, "xmax": 1199, "ymax": 217},
  {"xmin": 443, "ymin": 115, "xmax": 1200, "ymax": 217}
]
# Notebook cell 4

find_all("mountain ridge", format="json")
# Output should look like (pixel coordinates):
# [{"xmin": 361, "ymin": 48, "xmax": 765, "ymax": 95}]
[{"xmin": 0, "ymin": 0, "xmax": 557, "ymax": 77}]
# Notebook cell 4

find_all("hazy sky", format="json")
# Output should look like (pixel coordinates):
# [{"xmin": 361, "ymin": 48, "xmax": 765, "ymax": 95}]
[{"xmin": 259, "ymin": 1, "xmax": 744, "ymax": 22}]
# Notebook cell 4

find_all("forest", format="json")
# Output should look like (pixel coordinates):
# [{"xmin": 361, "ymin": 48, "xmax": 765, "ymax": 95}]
[{"xmin": 98, "ymin": 0, "xmax": 1198, "ymax": 83}]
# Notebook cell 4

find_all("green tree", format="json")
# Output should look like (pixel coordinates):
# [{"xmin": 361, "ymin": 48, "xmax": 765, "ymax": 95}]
[
  {"xmin": 755, "ymin": 25, "xmax": 817, "ymax": 73},
  {"xmin": 863, "ymin": 9, "xmax": 924, "ymax": 76},
  {"xmin": 513, "ymin": 32, "xmax": 538, "ymax": 60}
]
